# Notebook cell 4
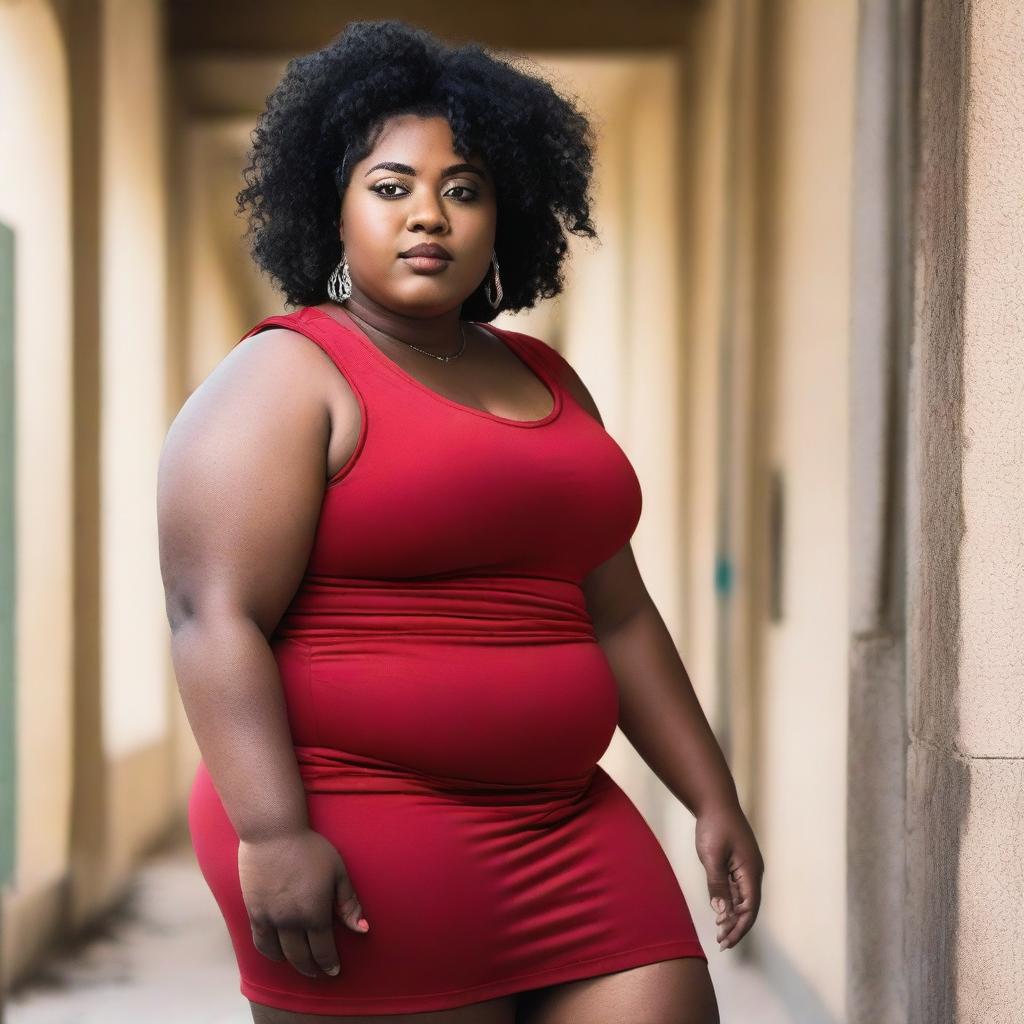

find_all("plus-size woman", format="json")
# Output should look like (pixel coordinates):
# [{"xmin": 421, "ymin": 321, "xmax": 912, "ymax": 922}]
[{"xmin": 157, "ymin": 19, "xmax": 763, "ymax": 1024}]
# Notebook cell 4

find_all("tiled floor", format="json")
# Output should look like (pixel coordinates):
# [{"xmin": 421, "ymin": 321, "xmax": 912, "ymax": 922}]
[{"xmin": 7, "ymin": 838, "xmax": 793, "ymax": 1023}]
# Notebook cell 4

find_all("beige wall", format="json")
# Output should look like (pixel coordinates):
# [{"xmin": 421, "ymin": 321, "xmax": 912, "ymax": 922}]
[
  {"xmin": 754, "ymin": 1, "xmax": 857, "ymax": 1016},
  {"xmin": 181, "ymin": 120, "xmax": 259, "ymax": 391},
  {"xmin": 677, "ymin": 0, "xmax": 732, "ymax": 740},
  {"xmin": 674, "ymin": 0, "xmax": 858, "ymax": 1017},
  {"xmin": 0, "ymin": 0, "xmax": 75, "ymax": 978},
  {"xmin": 614, "ymin": 57, "xmax": 687, "ymax": 825},
  {"xmin": 1, "ymin": 0, "xmax": 180, "ymax": 988},
  {"xmin": 99, "ymin": 0, "xmax": 171, "ymax": 758},
  {"xmin": 672, "ymin": 0, "xmax": 771, "ymax": 976}
]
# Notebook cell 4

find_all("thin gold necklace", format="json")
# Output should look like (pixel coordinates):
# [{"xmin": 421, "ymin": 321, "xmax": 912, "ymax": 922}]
[{"xmin": 344, "ymin": 306, "xmax": 467, "ymax": 363}]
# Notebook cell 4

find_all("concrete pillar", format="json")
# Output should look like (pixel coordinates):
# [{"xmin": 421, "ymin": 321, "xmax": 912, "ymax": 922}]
[
  {"xmin": 908, "ymin": 1, "xmax": 1024, "ymax": 1021},
  {"xmin": 848, "ymin": 0, "xmax": 916, "ymax": 1020}
]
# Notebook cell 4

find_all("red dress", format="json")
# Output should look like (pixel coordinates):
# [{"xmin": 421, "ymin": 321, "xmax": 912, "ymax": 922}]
[{"xmin": 187, "ymin": 305, "xmax": 706, "ymax": 1015}]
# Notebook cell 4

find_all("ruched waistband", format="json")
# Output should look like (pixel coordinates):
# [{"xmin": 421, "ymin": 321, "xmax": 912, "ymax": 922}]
[
  {"xmin": 274, "ymin": 573, "xmax": 596, "ymax": 645},
  {"xmin": 294, "ymin": 744, "xmax": 598, "ymax": 809}
]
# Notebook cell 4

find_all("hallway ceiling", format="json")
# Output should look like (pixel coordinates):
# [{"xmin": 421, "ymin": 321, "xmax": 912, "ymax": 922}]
[{"xmin": 167, "ymin": 0, "xmax": 698, "ymax": 57}]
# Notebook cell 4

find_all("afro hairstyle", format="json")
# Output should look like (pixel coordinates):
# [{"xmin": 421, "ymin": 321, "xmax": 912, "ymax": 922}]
[{"xmin": 235, "ymin": 19, "xmax": 601, "ymax": 320}]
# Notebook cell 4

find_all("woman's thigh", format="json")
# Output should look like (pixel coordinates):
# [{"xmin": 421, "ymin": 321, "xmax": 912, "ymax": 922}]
[
  {"xmin": 249, "ymin": 994, "xmax": 518, "ymax": 1024},
  {"xmin": 515, "ymin": 957, "xmax": 718, "ymax": 1024}
]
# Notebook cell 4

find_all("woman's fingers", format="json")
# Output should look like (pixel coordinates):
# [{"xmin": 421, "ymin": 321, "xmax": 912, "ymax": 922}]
[
  {"xmin": 306, "ymin": 921, "xmax": 343, "ymax": 976},
  {"xmin": 711, "ymin": 895, "xmax": 736, "ymax": 947},
  {"xmin": 250, "ymin": 919, "xmax": 286, "ymax": 962},
  {"xmin": 716, "ymin": 864, "xmax": 761, "ymax": 949},
  {"xmin": 277, "ymin": 926, "xmax": 322, "ymax": 979},
  {"xmin": 695, "ymin": 803, "xmax": 765, "ymax": 950},
  {"xmin": 335, "ymin": 872, "xmax": 370, "ymax": 934},
  {"xmin": 239, "ymin": 829, "xmax": 370, "ymax": 976},
  {"xmin": 720, "ymin": 908, "xmax": 752, "ymax": 948},
  {"xmin": 714, "ymin": 898, "xmax": 750, "ymax": 948},
  {"xmin": 732, "ymin": 865, "xmax": 757, "ymax": 915}
]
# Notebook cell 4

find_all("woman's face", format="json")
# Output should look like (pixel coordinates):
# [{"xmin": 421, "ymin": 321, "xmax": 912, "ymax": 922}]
[{"xmin": 338, "ymin": 114, "xmax": 497, "ymax": 317}]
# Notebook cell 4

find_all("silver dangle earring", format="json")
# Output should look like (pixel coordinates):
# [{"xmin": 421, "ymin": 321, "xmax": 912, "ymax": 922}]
[
  {"xmin": 327, "ymin": 248, "xmax": 352, "ymax": 303},
  {"xmin": 484, "ymin": 250, "xmax": 503, "ymax": 309}
]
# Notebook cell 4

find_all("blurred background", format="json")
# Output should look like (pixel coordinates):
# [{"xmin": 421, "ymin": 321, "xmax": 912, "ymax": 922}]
[{"xmin": 2, "ymin": 1, "xmax": 1021, "ymax": 1022}]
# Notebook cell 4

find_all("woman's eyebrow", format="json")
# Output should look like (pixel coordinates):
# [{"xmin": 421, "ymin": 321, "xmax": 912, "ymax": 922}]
[{"xmin": 364, "ymin": 160, "xmax": 487, "ymax": 179}]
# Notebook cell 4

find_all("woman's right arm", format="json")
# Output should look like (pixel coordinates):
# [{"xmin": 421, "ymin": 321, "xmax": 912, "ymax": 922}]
[{"xmin": 157, "ymin": 327, "xmax": 368, "ymax": 980}]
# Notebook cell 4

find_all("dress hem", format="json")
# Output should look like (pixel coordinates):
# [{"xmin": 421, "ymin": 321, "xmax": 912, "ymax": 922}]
[{"xmin": 239, "ymin": 937, "xmax": 708, "ymax": 1015}]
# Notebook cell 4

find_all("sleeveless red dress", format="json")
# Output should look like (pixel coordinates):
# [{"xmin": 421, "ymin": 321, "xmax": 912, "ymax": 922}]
[{"xmin": 187, "ymin": 305, "xmax": 706, "ymax": 1015}]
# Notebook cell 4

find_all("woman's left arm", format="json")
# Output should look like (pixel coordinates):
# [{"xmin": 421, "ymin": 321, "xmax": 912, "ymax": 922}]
[
  {"xmin": 585, "ymin": 549, "xmax": 765, "ymax": 952},
  {"xmin": 588, "ymin": 564, "xmax": 738, "ymax": 819},
  {"xmin": 555, "ymin": 354, "xmax": 765, "ymax": 952}
]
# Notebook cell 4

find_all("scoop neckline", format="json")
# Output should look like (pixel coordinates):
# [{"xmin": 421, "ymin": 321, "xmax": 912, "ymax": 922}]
[{"xmin": 307, "ymin": 306, "xmax": 564, "ymax": 429}]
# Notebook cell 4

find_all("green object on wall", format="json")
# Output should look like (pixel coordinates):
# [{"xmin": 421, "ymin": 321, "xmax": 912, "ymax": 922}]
[{"xmin": 0, "ymin": 220, "xmax": 15, "ymax": 888}]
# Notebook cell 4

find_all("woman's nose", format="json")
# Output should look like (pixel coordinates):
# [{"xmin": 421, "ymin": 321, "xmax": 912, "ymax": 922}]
[{"xmin": 406, "ymin": 194, "xmax": 448, "ymax": 231}]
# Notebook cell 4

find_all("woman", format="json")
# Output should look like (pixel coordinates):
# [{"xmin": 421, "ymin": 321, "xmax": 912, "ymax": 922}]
[{"xmin": 157, "ymin": 19, "xmax": 763, "ymax": 1024}]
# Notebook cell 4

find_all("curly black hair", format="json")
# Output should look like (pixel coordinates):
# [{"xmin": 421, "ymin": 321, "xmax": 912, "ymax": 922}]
[{"xmin": 236, "ymin": 19, "xmax": 600, "ymax": 320}]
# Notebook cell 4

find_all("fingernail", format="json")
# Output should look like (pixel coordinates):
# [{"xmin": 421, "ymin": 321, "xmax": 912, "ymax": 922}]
[
  {"xmin": 327, "ymin": 964, "xmax": 340, "ymax": 976},
  {"xmin": 358, "ymin": 918, "xmax": 370, "ymax": 931}
]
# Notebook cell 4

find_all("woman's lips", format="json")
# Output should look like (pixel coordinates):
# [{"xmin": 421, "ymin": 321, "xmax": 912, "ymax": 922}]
[{"xmin": 400, "ymin": 255, "xmax": 451, "ymax": 273}]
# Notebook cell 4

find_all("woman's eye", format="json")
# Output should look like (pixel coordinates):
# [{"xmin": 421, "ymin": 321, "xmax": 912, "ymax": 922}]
[
  {"xmin": 370, "ymin": 182, "xmax": 477, "ymax": 201},
  {"xmin": 371, "ymin": 182, "xmax": 407, "ymax": 198}
]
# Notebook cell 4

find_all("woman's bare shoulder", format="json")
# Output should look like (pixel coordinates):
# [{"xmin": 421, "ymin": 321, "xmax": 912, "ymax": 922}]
[{"xmin": 157, "ymin": 326, "xmax": 339, "ymax": 635}]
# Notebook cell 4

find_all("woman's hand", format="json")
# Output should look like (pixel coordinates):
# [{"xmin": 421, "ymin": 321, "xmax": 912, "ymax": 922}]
[
  {"xmin": 694, "ymin": 801, "xmax": 764, "ymax": 951},
  {"xmin": 238, "ymin": 828, "xmax": 370, "ymax": 978}
]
